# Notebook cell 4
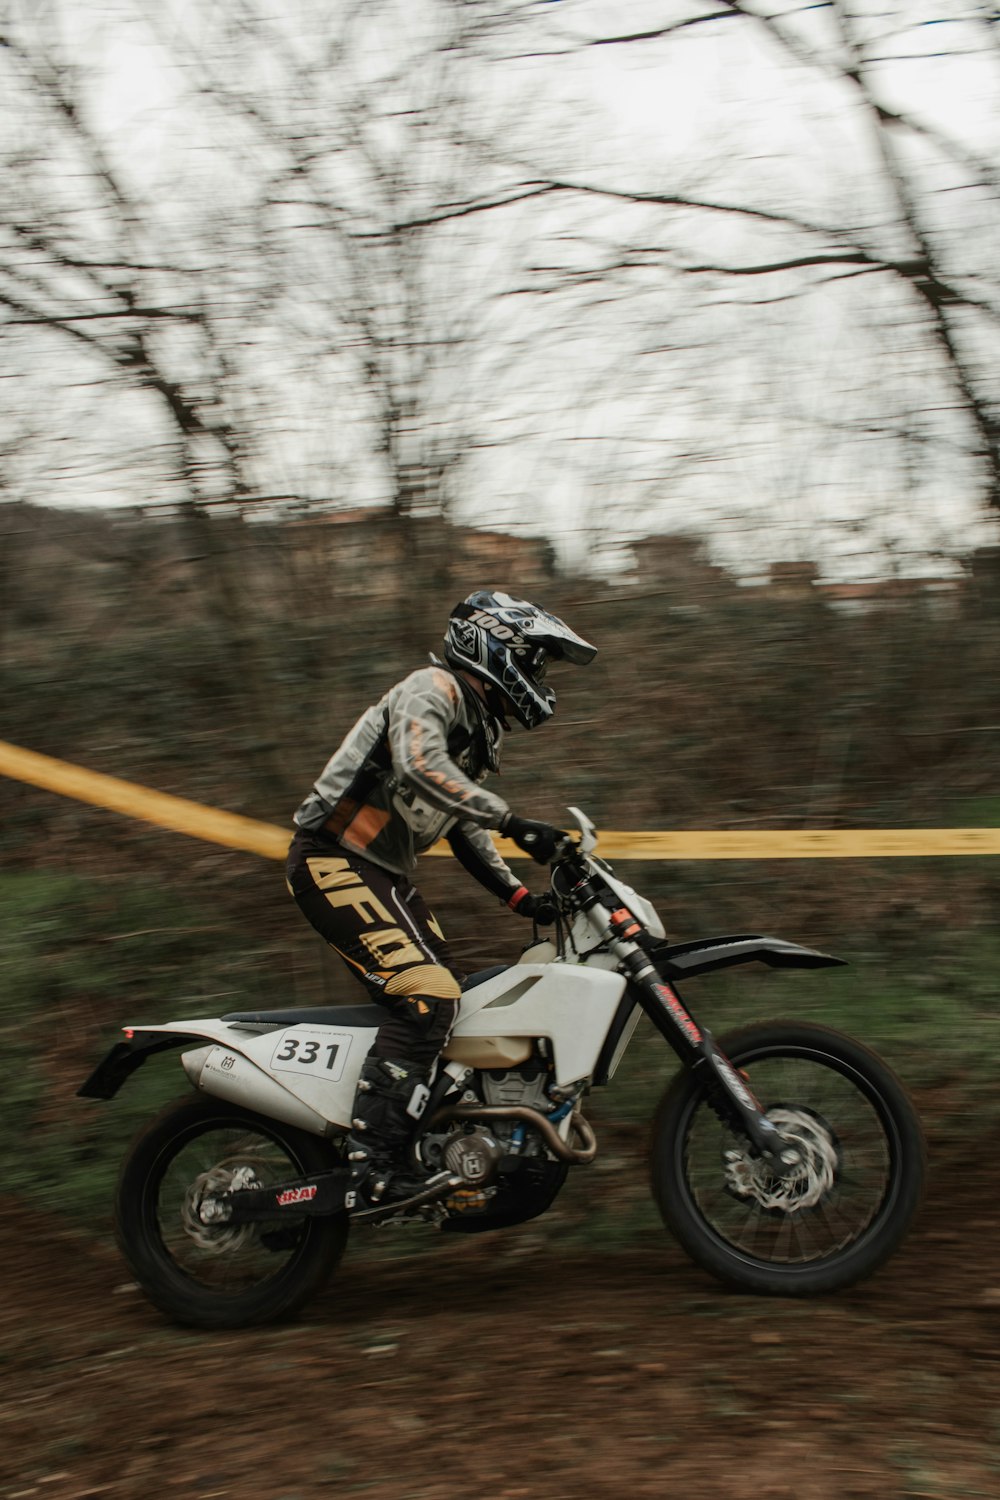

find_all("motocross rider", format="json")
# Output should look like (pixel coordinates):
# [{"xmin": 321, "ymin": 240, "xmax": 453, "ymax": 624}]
[{"xmin": 286, "ymin": 590, "xmax": 597, "ymax": 1207}]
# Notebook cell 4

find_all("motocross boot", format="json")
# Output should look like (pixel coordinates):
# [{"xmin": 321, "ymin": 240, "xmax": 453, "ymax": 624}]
[{"xmin": 345, "ymin": 1057, "xmax": 427, "ymax": 1207}]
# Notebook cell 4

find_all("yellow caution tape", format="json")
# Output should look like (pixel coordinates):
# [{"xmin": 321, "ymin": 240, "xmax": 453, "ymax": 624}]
[
  {"xmin": 2, "ymin": 739, "xmax": 999, "ymax": 860},
  {"xmin": 0, "ymin": 739, "xmax": 289, "ymax": 861},
  {"xmin": 551, "ymin": 827, "xmax": 1000, "ymax": 860}
]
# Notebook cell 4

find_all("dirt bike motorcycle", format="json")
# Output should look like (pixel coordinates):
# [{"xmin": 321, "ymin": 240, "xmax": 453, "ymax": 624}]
[{"xmin": 80, "ymin": 809, "xmax": 924, "ymax": 1329}]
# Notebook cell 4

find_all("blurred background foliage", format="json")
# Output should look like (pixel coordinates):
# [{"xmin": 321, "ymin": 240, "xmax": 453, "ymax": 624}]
[
  {"xmin": 2, "ymin": 501, "xmax": 999, "ymax": 1235},
  {"xmin": 2, "ymin": 0, "xmax": 1000, "ymax": 1240}
]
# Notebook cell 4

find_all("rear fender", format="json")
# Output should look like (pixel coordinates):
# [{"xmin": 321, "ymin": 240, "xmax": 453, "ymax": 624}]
[
  {"xmin": 78, "ymin": 1018, "xmax": 265, "ymax": 1100},
  {"xmin": 77, "ymin": 1029, "xmax": 207, "ymax": 1100},
  {"xmin": 652, "ymin": 934, "xmax": 846, "ymax": 980},
  {"xmin": 78, "ymin": 1019, "xmax": 365, "ymax": 1138}
]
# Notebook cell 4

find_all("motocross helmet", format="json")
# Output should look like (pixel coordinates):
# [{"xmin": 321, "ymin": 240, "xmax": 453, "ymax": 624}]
[{"xmin": 443, "ymin": 589, "xmax": 597, "ymax": 730}]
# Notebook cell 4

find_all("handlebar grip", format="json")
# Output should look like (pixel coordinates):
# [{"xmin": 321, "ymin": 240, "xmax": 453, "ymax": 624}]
[{"xmin": 552, "ymin": 834, "xmax": 579, "ymax": 861}]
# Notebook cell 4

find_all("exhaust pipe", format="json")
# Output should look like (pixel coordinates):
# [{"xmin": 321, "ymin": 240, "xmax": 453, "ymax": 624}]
[{"xmin": 428, "ymin": 1104, "xmax": 597, "ymax": 1164}]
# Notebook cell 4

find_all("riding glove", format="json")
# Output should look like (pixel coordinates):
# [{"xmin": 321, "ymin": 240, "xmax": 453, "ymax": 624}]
[
  {"xmin": 500, "ymin": 813, "xmax": 567, "ymax": 865},
  {"xmin": 507, "ymin": 887, "xmax": 558, "ymax": 925}
]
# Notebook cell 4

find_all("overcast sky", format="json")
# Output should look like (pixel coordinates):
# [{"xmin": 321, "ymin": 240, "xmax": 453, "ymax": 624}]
[{"xmin": 3, "ymin": 1, "xmax": 999, "ymax": 581}]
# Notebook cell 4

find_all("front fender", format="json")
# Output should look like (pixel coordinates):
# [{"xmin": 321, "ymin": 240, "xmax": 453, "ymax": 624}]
[{"xmin": 652, "ymin": 934, "xmax": 846, "ymax": 980}]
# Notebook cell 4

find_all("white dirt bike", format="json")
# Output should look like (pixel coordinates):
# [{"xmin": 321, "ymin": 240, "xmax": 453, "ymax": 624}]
[{"xmin": 79, "ymin": 809, "xmax": 925, "ymax": 1329}]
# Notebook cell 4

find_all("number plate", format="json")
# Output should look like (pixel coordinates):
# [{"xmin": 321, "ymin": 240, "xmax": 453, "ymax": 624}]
[{"xmin": 270, "ymin": 1029, "xmax": 353, "ymax": 1083}]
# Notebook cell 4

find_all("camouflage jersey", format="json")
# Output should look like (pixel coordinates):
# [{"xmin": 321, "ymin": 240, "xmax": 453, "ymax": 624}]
[{"xmin": 292, "ymin": 662, "xmax": 521, "ymax": 899}]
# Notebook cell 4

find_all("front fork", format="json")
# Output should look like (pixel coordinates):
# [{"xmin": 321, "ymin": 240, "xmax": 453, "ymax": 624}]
[
  {"xmin": 642, "ymin": 964, "xmax": 800, "ymax": 1166},
  {"xmin": 593, "ymin": 908, "xmax": 802, "ymax": 1170}
]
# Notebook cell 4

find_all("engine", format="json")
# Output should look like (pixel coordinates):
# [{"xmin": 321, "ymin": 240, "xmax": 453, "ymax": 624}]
[
  {"xmin": 419, "ymin": 1058, "xmax": 555, "ymax": 1192},
  {"xmin": 442, "ymin": 1128, "xmax": 506, "ymax": 1184},
  {"xmin": 479, "ymin": 1061, "xmax": 552, "ymax": 1153}
]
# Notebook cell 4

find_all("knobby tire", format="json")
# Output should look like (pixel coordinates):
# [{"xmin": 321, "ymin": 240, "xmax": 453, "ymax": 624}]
[
  {"xmin": 650, "ymin": 1020, "xmax": 925, "ymax": 1296},
  {"xmin": 115, "ymin": 1095, "xmax": 349, "ymax": 1329}
]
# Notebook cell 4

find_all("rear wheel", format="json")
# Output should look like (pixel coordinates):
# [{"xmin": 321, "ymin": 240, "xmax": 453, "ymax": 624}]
[
  {"xmin": 115, "ymin": 1095, "xmax": 349, "ymax": 1328},
  {"xmin": 650, "ymin": 1021, "xmax": 924, "ymax": 1296}
]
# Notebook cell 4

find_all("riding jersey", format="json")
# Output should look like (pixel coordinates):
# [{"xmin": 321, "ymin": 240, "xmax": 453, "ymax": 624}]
[{"xmin": 292, "ymin": 663, "xmax": 520, "ymax": 899}]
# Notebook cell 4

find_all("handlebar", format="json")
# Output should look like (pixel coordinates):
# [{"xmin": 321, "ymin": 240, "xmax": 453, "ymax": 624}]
[{"xmin": 551, "ymin": 832, "xmax": 580, "ymax": 863}]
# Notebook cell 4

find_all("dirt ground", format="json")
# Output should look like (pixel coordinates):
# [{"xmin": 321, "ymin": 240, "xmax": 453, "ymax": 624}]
[{"xmin": 2, "ymin": 1127, "xmax": 999, "ymax": 1500}]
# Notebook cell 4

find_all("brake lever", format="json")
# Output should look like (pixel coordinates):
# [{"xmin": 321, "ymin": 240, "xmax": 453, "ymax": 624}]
[{"xmin": 551, "ymin": 832, "xmax": 580, "ymax": 862}]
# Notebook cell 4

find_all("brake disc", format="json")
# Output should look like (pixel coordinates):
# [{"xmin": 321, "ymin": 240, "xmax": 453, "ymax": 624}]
[
  {"xmin": 181, "ymin": 1162, "xmax": 262, "ymax": 1254},
  {"xmin": 724, "ymin": 1106, "xmax": 839, "ymax": 1213}
]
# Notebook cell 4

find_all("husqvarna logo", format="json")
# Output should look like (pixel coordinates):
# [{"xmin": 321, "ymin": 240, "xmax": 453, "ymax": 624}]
[{"xmin": 220, "ymin": 1055, "xmax": 236, "ymax": 1071}]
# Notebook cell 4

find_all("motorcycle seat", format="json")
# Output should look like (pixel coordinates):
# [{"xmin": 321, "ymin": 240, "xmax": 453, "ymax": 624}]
[
  {"xmin": 221, "ymin": 967, "xmax": 510, "ymax": 1031},
  {"xmin": 222, "ymin": 1004, "xmax": 386, "ymax": 1029},
  {"xmin": 462, "ymin": 964, "xmax": 508, "ymax": 991}
]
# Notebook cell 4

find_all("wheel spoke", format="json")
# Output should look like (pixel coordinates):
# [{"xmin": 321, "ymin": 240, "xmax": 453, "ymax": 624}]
[
  {"xmin": 682, "ymin": 1050, "xmax": 895, "ymax": 1266},
  {"xmin": 116, "ymin": 1098, "xmax": 348, "ymax": 1328},
  {"xmin": 156, "ymin": 1125, "xmax": 309, "ymax": 1290}
]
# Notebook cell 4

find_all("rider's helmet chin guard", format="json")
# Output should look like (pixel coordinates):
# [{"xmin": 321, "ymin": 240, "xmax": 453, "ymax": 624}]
[{"xmin": 443, "ymin": 590, "xmax": 597, "ymax": 730}]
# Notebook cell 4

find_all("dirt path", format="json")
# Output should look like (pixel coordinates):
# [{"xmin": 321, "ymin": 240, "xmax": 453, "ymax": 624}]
[{"xmin": 2, "ymin": 1138, "xmax": 998, "ymax": 1500}]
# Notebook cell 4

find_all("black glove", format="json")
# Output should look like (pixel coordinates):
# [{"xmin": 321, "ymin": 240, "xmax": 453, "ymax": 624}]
[
  {"xmin": 500, "ymin": 813, "xmax": 568, "ymax": 865},
  {"xmin": 507, "ymin": 887, "xmax": 558, "ymax": 925}
]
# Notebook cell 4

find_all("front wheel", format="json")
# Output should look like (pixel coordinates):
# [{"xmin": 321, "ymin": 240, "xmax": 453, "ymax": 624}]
[
  {"xmin": 650, "ymin": 1021, "xmax": 925, "ymax": 1296},
  {"xmin": 115, "ymin": 1095, "xmax": 349, "ymax": 1328}
]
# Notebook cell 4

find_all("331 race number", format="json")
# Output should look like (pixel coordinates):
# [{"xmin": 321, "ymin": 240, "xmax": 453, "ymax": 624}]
[{"xmin": 270, "ymin": 1030, "xmax": 352, "ymax": 1083}]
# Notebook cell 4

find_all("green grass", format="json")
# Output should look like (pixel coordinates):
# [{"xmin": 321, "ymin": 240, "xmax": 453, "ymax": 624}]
[
  {"xmin": 665, "ymin": 941, "xmax": 1000, "ymax": 1098},
  {"xmin": 0, "ymin": 870, "xmax": 296, "ymax": 1227},
  {"xmin": 2, "ymin": 868, "xmax": 998, "ymax": 1239},
  {"xmin": 951, "ymin": 795, "xmax": 1000, "ymax": 826}
]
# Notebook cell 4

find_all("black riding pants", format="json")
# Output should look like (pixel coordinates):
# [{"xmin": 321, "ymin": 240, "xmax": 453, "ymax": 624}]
[{"xmin": 286, "ymin": 829, "xmax": 461, "ymax": 1072}]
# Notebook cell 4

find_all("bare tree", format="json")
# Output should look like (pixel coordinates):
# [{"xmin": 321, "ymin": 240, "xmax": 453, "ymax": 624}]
[
  {"xmin": 0, "ymin": 19, "xmax": 304, "ymax": 788},
  {"xmin": 485, "ymin": 1, "xmax": 1000, "ymax": 567},
  {"xmin": 0, "ymin": 1, "xmax": 565, "ymax": 763},
  {"xmin": 3, "ymin": 0, "xmax": 999, "ymax": 593}
]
